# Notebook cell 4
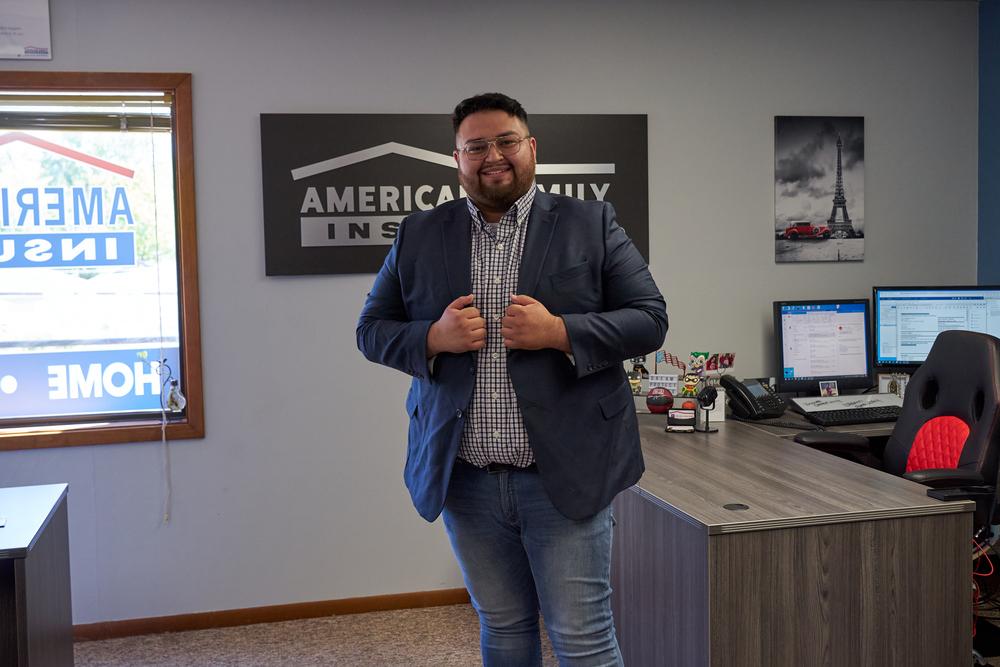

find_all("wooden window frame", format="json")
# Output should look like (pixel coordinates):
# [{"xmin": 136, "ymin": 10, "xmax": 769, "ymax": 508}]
[{"xmin": 0, "ymin": 72, "xmax": 203, "ymax": 451}]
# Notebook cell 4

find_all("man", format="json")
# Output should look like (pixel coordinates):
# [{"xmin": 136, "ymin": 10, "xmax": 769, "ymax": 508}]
[{"xmin": 357, "ymin": 93, "xmax": 667, "ymax": 666}]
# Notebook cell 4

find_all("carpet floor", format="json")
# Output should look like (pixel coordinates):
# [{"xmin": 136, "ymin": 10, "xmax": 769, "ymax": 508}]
[{"xmin": 74, "ymin": 604, "xmax": 558, "ymax": 666}]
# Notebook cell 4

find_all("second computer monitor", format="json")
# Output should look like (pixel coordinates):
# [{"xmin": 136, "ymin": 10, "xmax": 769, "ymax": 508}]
[
  {"xmin": 773, "ymin": 299, "xmax": 873, "ymax": 394},
  {"xmin": 873, "ymin": 285, "xmax": 1000, "ymax": 370}
]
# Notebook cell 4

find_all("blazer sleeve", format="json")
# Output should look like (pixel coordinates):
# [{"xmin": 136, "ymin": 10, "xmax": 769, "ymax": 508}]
[
  {"xmin": 561, "ymin": 202, "xmax": 668, "ymax": 378},
  {"xmin": 356, "ymin": 220, "xmax": 434, "ymax": 381}
]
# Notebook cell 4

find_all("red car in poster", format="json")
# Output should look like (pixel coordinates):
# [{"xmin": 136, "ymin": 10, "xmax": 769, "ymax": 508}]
[{"xmin": 783, "ymin": 221, "xmax": 831, "ymax": 240}]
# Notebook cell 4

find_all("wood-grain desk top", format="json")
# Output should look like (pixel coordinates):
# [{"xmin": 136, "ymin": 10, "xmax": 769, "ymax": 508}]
[
  {"xmin": 0, "ymin": 483, "xmax": 68, "ymax": 558},
  {"xmin": 634, "ymin": 415, "xmax": 973, "ymax": 534}
]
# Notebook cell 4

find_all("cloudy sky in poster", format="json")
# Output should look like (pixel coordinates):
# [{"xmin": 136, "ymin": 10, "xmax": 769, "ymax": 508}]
[{"xmin": 774, "ymin": 116, "xmax": 864, "ymax": 233}]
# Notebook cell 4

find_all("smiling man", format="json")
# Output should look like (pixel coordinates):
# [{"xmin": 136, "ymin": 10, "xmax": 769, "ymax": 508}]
[{"xmin": 357, "ymin": 93, "xmax": 667, "ymax": 666}]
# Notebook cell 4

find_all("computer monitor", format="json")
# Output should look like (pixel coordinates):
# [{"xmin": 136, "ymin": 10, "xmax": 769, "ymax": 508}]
[
  {"xmin": 773, "ymin": 299, "xmax": 873, "ymax": 394},
  {"xmin": 873, "ymin": 285, "xmax": 1000, "ymax": 370}
]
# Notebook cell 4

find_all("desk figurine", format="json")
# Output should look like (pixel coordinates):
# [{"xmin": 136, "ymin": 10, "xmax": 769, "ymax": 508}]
[
  {"xmin": 689, "ymin": 352, "xmax": 708, "ymax": 378},
  {"xmin": 630, "ymin": 356, "xmax": 650, "ymax": 394},
  {"xmin": 627, "ymin": 367, "xmax": 643, "ymax": 395},
  {"xmin": 679, "ymin": 373, "xmax": 700, "ymax": 398}
]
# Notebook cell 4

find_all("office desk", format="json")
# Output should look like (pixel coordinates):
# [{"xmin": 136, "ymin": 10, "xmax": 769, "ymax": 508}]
[
  {"xmin": 611, "ymin": 416, "xmax": 972, "ymax": 667},
  {"xmin": 0, "ymin": 484, "xmax": 73, "ymax": 667}
]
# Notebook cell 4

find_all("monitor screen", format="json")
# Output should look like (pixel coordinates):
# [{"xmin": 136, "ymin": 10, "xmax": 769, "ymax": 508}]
[
  {"xmin": 873, "ymin": 286, "xmax": 1000, "ymax": 368},
  {"xmin": 773, "ymin": 299, "xmax": 873, "ymax": 394}
]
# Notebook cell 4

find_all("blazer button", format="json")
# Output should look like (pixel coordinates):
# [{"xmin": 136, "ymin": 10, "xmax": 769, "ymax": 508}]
[{"xmin": 455, "ymin": 410, "xmax": 463, "ymax": 419}]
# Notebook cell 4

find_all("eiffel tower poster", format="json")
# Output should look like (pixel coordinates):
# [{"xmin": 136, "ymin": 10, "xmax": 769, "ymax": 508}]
[{"xmin": 775, "ymin": 116, "xmax": 864, "ymax": 263}]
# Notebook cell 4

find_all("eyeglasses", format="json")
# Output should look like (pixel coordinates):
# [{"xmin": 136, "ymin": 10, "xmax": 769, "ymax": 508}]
[{"xmin": 457, "ymin": 135, "xmax": 530, "ymax": 161}]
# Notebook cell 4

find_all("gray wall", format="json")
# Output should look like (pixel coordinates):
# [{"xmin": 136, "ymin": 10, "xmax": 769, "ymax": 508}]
[{"xmin": 0, "ymin": 0, "xmax": 979, "ymax": 624}]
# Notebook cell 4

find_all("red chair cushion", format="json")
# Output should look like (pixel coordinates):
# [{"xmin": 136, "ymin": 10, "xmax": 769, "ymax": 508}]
[{"xmin": 905, "ymin": 415, "xmax": 970, "ymax": 472}]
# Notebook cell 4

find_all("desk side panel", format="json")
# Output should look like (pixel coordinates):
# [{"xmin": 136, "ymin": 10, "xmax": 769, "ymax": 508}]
[
  {"xmin": 0, "ymin": 558, "xmax": 19, "ymax": 665},
  {"xmin": 708, "ymin": 513, "xmax": 971, "ymax": 667},
  {"xmin": 21, "ymin": 498, "xmax": 73, "ymax": 667},
  {"xmin": 612, "ymin": 487, "xmax": 708, "ymax": 667}
]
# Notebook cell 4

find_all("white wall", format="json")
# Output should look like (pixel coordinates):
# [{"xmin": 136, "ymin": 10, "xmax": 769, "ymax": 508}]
[{"xmin": 0, "ymin": 0, "xmax": 979, "ymax": 624}]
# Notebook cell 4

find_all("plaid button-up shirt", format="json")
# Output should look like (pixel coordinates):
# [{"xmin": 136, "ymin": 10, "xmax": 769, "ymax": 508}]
[{"xmin": 458, "ymin": 185, "xmax": 536, "ymax": 468}]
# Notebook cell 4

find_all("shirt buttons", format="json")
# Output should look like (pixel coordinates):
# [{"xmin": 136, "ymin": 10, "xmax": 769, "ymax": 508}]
[
  {"xmin": 492, "ymin": 430, "xmax": 501, "ymax": 439},
  {"xmin": 491, "ymin": 352, "xmax": 499, "ymax": 360},
  {"xmin": 492, "ymin": 392, "xmax": 500, "ymax": 399},
  {"xmin": 494, "ymin": 314, "xmax": 501, "ymax": 321},
  {"xmin": 493, "ymin": 277, "xmax": 502, "ymax": 285},
  {"xmin": 496, "ymin": 243, "xmax": 504, "ymax": 250}
]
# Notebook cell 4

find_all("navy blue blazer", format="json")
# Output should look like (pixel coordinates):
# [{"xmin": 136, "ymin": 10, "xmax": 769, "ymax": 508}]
[{"xmin": 357, "ymin": 191, "xmax": 667, "ymax": 521}]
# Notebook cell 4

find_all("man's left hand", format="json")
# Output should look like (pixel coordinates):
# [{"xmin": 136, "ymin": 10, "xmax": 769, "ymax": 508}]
[{"xmin": 502, "ymin": 294, "xmax": 571, "ymax": 353}]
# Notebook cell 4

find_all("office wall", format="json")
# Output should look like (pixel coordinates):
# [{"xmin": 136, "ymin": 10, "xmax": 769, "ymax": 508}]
[
  {"xmin": 982, "ymin": 0, "xmax": 999, "ymax": 283},
  {"xmin": 0, "ymin": 0, "xmax": 979, "ymax": 625}
]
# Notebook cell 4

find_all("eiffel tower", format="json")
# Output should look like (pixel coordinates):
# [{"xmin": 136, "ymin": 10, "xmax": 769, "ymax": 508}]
[{"xmin": 827, "ymin": 135, "xmax": 854, "ymax": 237}]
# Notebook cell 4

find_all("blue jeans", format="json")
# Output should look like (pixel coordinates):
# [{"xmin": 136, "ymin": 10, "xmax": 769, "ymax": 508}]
[{"xmin": 442, "ymin": 459, "xmax": 623, "ymax": 667}]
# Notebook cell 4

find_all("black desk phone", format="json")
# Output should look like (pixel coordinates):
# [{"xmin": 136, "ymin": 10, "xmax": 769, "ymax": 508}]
[{"xmin": 720, "ymin": 375, "xmax": 788, "ymax": 420}]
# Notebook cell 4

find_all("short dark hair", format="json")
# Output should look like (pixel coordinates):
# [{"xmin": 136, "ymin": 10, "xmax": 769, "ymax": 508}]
[{"xmin": 452, "ymin": 93, "xmax": 528, "ymax": 134}]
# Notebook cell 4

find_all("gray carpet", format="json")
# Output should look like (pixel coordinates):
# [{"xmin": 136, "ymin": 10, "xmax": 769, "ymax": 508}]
[{"xmin": 74, "ymin": 604, "xmax": 558, "ymax": 666}]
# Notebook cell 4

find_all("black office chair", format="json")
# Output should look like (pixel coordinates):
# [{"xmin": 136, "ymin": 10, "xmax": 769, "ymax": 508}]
[{"xmin": 797, "ymin": 330, "xmax": 1000, "ymax": 537}]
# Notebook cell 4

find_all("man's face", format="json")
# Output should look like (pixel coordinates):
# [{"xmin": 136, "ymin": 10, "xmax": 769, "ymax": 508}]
[{"xmin": 454, "ymin": 109, "xmax": 537, "ymax": 218}]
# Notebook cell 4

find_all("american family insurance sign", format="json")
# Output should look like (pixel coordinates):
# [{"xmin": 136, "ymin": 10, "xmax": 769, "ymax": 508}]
[{"xmin": 260, "ymin": 114, "xmax": 648, "ymax": 275}]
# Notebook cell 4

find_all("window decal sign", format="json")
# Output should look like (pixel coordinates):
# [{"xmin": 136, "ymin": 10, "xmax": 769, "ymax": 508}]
[
  {"xmin": 0, "ymin": 132, "xmax": 137, "ymax": 268},
  {"xmin": 261, "ymin": 114, "xmax": 648, "ymax": 275},
  {"xmin": 0, "ymin": 127, "xmax": 180, "ymax": 422},
  {"xmin": 0, "ymin": 347, "xmax": 180, "ymax": 420}
]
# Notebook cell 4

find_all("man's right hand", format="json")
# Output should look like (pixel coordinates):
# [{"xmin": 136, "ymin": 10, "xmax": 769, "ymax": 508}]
[{"xmin": 426, "ymin": 294, "xmax": 486, "ymax": 357}]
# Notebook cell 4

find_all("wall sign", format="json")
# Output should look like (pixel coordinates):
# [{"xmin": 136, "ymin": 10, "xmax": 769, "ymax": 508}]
[
  {"xmin": 261, "ymin": 114, "xmax": 648, "ymax": 275},
  {"xmin": 0, "ymin": 0, "xmax": 51, "ymax": 60}
]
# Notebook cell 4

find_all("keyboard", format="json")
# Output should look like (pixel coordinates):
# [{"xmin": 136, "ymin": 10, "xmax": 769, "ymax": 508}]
[{"xmin": 802, "ymin": 405, "xmax": 902, "ymax": 427}]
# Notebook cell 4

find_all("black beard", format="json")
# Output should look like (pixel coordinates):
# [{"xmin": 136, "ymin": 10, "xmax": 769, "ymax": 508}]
[{"xmin": 460, "ymin": 162, "xmax": 535, "ymax": 215}]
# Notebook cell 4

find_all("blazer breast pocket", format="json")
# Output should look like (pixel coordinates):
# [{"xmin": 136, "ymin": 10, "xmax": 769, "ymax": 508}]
[{"xmin": 548, "ymin": 260, "xmax": 591, "ymax": 292}]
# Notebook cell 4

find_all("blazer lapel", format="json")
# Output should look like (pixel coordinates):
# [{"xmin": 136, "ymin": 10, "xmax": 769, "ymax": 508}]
[
  {"xmin": 442, "ymin": 202, "xmax": 472, "ymax": 297},
  {"xmin": 517, "ymin": 191, "xmax": 559, "ymax": 296}
]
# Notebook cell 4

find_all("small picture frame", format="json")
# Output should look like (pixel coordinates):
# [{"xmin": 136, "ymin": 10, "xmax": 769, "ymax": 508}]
[
  {"xmin": 819, "ymin": 380, "xmax": 839, "ymax": 397},
  {"xmin": 877, "ymin": 372, "xmax": 910, "ymax": 397}
]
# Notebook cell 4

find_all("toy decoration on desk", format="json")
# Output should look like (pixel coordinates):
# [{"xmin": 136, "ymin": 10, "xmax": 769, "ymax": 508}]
[
  {"xmin": 628, "ymin": 356, "xmax": 651, "ymax": 395},
  {"xmin": 655, "ymin": 351, "xmax": 686, "ymax": 374},
  {"xmin": 689, "ymin": 352, "xmax": 708, "ymax": 378},
  {"xmin": 646, "ymin": 387, "xmax": 674, "ymax": 414},
  {"xmin": 679, "ymin": 373, "xmax": 701, "ymax": 398}
]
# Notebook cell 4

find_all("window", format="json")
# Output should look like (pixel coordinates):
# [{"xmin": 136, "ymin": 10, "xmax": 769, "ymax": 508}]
[{"xmin": 0, "ymin": 72, "xmax": 202, "ymax": 450}]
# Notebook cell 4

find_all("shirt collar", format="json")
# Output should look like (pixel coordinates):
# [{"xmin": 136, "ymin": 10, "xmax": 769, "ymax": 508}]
[{"xmin": 467, "ymin": 181, "xmax": 537, "ymax": 227}]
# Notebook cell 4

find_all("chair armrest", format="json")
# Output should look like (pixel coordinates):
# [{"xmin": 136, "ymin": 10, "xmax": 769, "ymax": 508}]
[
  {"xmin": 793, "ymin": 431, "xmax": 870, "ymax": 451},
  {"xmin": 903, "ymin": 468, "xmax": 985, "ymax": 488},
  {"xmin": 926, "ymin": 485, "xmax": 995, "ymax": 502}
]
